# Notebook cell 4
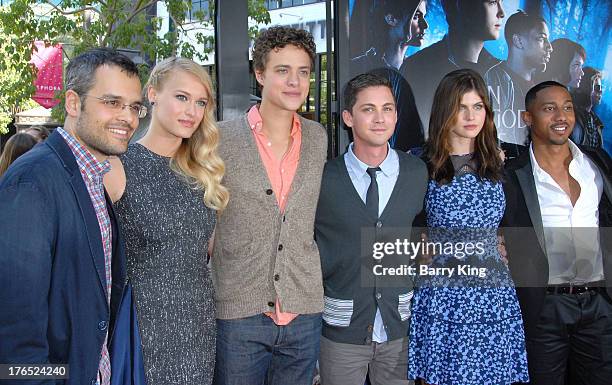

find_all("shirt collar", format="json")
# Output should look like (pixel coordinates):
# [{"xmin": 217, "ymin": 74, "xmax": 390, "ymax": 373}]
[
  {"xmin": 247, "ymin": 104, "xmax": 301, "ymax": 136},
  {"xmin": 346, "ymin": 143, "xmax": 398, "ymax": 178},
  {"xmin": 57, "ymin": 127, "xmax": 111, "ymax": 179},
  {"xmin": 529, "ymin": 139, "xmax": 583, "ymax": 180},
  {"xmin": 567, "ymin": 139, "xmax": 584, "ymax": 163}
]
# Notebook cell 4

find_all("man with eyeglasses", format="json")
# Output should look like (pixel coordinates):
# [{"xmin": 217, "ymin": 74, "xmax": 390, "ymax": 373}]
[{"xmin": 0, "ymin": 48, "xmax": 143, "ymax": 385}]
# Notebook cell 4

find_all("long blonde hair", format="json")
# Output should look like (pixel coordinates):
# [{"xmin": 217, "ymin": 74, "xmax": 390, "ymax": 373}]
[{"xmin": 146, "ymin": 57, "xmax": 229, "ymax": 211}]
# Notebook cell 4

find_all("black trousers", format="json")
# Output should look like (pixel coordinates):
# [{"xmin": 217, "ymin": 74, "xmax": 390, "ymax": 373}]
[{"xmin": 525, "ymin": 291, "xmax": 612, "ymax": 385}]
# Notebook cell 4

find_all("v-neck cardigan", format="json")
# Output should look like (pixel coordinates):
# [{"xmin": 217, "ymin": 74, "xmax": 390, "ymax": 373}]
[
  {"xmin": 315, "ymin": 151, "xmax": 428, "ymax": 344},
  {"xmin": 212, "ymin": 113, "xmax": 328, "ymax": 319}
]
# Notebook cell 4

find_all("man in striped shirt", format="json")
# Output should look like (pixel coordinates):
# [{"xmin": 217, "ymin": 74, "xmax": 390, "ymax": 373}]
[{"xmin": 0, "ymin": 48, "xmax": 143, "ymax": 385}]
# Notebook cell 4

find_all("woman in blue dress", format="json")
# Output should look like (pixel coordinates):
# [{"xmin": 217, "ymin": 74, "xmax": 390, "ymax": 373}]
[{"xmin": 408, "ymin": 69, "xmax": 529, "ymax": 385}]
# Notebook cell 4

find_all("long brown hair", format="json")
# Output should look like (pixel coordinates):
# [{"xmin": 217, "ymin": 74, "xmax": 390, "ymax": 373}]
[
  {"xmin": 0, "ymin": 133, "xmax": 37, "ymax": 177},
  {"xmin": 425, "ymin": 68, "xmax": 502, "ymax": 184}
]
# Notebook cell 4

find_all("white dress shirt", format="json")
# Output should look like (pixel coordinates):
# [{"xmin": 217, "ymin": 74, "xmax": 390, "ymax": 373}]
[{"xmin": 530, "ymin": 140, "xmax": 604, "ymax": 284}]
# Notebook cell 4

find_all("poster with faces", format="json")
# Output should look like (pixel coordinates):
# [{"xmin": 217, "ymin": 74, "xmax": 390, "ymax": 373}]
[{"xmin": 343, "ymin": 0, "xmax": 612, "ymax": 156}]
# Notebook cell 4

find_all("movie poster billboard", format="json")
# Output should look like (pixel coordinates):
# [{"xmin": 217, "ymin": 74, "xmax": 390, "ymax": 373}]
[{"xmin": 341, "ymin": 0, "xmax": 612, "ymax": 156}]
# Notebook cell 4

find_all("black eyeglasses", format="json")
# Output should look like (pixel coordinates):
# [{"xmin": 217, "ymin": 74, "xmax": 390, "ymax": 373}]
[{"xmin": 81, "ymin": 94, "xmax": 148, "ymax": 118}]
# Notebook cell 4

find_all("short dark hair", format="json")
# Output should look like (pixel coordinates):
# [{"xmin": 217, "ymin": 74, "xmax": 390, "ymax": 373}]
[
  {"xmin": 441, "ymin": 0, "xmax": 473, "ymax": 28},
  {"xmin": 441, "ymin": 0, "xmax": 458, "ymax": 26},
  {"xmin": 65, "ymin": 48, "xmax": 139, "ymax": 104},
  {"xmin": 545, "ymin": 38, "xmax": 586, "ymax": 85},
  {"xmin": 579, "ymin": 66, "xmax": 602, "ymax": 92},
  {"xmin": 572, "ymin": 66, "xmax": 602, "ymax": 107},
  {"xmin": 524, "ymin": 80, "xmax": 567, "ymax": 110},
  {"xmin": 504, "ymin": 10, "xmax": 546, "ymax": 47},
  {"xmin": 583, "ymin": 66, "xmax": 602, "ymax": 82},
  {"xmin": 349, "ymin": 0, "xmax": 422, "ymax": 57},
  {"xmin": 343, "ymin": 73, "xmax": 394, "ymax": 112},
  {"xmin": 252, "ymin": 26, "xmax": 316, "ymax": 72}
]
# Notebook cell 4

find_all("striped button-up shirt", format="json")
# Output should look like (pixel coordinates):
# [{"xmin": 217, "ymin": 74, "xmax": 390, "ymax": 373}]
[{"xmin": 57, "ymin": 128, "xmax": 112, "ymax": 385}]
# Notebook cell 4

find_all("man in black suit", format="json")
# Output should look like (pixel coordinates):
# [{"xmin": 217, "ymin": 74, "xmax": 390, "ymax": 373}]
[{"xmin": 503, "ymin": 81, "xmax": 612, "ymax": 385}]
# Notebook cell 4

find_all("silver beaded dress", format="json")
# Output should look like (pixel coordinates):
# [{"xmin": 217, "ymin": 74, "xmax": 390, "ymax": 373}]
[{"xmin": 114, "ymin": 143, "xmax": 216, "ymax": 384}]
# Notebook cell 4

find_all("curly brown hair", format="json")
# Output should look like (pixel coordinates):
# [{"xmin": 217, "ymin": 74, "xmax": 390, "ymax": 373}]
[{"xmin": 252, "ymin": 26, "xmax": 316, "ymax": 72}]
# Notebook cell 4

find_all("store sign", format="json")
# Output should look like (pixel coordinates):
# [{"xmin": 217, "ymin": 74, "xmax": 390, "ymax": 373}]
[{"xmin": 31, "ymin": 41, "xmax": 63, "ymax": 109}]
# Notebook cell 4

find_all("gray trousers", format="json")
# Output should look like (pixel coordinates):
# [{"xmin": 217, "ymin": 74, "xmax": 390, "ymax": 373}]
[{"xmin": 319, "ymin": 336, "xmax": 414, "ymax": 385}]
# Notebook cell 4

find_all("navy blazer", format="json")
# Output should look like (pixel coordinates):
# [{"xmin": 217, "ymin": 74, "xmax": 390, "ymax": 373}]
[
  {"xmin": 502, "ymin": 145, "xmax": 612, "ymax": 339},
  {"xmin": 0, "ymin": 130, "xmax": 127, "ymax": 385}
]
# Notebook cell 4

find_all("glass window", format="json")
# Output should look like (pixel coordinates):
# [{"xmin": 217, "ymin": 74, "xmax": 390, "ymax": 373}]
[
  {"xmin": 187, "ymin": 0, "xmax": 210, "ymax": 22},
  {"xmin": 267, "ymin": 0, "xmax": 280, "ymax": 9},
  {"xmin": 265, "ymin": 0, "xmax": 323, "ymax": 10}
]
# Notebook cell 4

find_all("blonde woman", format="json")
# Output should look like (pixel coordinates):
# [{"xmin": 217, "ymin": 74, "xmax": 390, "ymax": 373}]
[{"xmin": 104, "ymin": 57, "xmax": 228, "ymax": 385}]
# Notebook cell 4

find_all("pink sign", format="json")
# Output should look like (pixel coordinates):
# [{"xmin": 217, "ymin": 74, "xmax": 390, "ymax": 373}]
[{"xmin": 31, "ymin": 41, "xmax": 63, "ymax": 109}]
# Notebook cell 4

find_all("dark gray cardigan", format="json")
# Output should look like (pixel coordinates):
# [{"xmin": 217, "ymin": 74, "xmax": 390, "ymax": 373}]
[{"xmin": 315, "ymin": 151, "xmax": 428, "ymax": 344}]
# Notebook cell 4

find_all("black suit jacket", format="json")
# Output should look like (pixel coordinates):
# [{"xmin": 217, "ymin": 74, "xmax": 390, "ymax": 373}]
[
  {"xmin": 0, "ymin": 130, "xmax": 127, "ymax": 385},
  {"xmin": 502, "ymin": 145, "xmax": 612, "ymax": 338}
]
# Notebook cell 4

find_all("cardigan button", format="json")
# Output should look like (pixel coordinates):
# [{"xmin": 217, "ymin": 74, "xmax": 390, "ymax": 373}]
[
  {"xmin": 268, "ymin": 301, "xmax": 275, "ymax": 307},
  {"xmin": 367, "ymin": 324, "xmax": 373, "ymax": 332},
  {"xmin": 278, "ymin": 244, "xmax": 283, "ymax": 251},
  {"xmin": 274, "ymin": 274, "xmax": 280, "ymax": 281},
  {"xmin": 266, "ymin": 189, "xmax": 273, "ymax": 195},
  {"xmin": 376, "ymin": 221, "xmax": 383, "ymax": 228}
]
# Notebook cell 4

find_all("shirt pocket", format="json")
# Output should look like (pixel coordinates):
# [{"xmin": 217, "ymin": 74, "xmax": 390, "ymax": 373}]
[
  {"xmin": 322, "ymin": 296, "xmax": 354, "ymax": 327},
  {"xmin": 398, "ymin": 291, "xmax": 414, "ymax": 321}
]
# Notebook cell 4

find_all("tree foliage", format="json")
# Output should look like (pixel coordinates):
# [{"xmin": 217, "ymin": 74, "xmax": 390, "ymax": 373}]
[{"xmin": 0, "ymin": 0, "xmax": 271, "ymax": 133}]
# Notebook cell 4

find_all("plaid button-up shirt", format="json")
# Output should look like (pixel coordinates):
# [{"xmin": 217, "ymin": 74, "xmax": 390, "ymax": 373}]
[{"xmin": 57, "ymin": 128, "xmax": 112, "ymax": 385}]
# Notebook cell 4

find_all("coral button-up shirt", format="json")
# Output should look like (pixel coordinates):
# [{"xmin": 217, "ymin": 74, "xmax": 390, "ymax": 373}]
[{"xmin": 247, "ymin": 105, "xmax": 301, "ymax": 325}]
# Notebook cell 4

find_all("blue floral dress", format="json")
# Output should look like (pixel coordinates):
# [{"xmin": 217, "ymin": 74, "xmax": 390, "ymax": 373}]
[{"xmin": 408, "ymin": 172, "xmax": 529, "ymax": 385}]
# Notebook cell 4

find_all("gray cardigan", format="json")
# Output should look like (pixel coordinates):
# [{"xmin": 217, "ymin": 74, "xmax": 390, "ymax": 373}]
[
  {"xmin": 315, "ymin": 151, "xmax": 428, "ymax": 344},
  {"xmin": 212, "ymin": 113, "xmax": 328, "ymax": 319}
]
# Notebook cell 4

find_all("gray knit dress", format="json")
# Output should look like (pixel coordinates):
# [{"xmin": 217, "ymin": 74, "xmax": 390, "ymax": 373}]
[{"xmin": 114, "ymin": 143, "xmax": 216, "ymax": 384}]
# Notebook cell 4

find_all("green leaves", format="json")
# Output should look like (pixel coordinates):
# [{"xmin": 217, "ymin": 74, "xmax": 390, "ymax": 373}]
[{"xmin": 0, "ymin": 0, "xmax": 270, "ymax": 132}]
